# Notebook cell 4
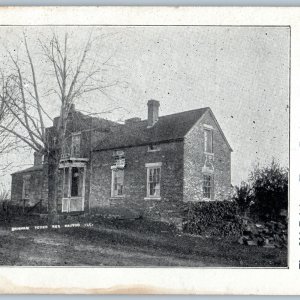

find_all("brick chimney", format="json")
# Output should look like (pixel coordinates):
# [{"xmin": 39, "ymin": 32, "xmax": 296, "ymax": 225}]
[
  {"xmin": 34, "ymin": 151, "xmax": 43, "ymax": 166},
  {"xmin": 147, "ymin": 100, "xmax": 160, "ymax": 127}
]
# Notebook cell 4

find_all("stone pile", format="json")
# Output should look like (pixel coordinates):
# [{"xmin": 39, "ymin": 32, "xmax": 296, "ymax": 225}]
[{"xmin": 238, "ymin": 218, "xmax": 287, "ymax": 248}]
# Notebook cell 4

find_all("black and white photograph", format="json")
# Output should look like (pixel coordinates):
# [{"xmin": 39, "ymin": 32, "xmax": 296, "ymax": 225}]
[{"xmin": 0, "ymin": 24, "xmax": 289, "ymax": 267}]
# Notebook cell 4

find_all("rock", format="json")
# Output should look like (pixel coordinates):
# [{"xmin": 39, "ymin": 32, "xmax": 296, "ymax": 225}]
[
  {"xmin": 257, "ymin": 237, "xmax": 264, "ymax": 246},
  {"xmin": 238, "ymin": 236, "xmax": 245, "ymax": 245},
  {"xmin": 247, "ymin": 240, "xmax": 257, "ymax": 246},
  {"xmin": 237, "ymin": 219, "xmax": 287, "ymax": 248},
  {"xmin": 263, "ymin": 244, "xmax": 275, "ymax": 248}
]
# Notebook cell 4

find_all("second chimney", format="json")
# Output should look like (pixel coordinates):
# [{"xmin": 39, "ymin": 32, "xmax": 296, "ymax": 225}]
[{"xmin": 147, "ymin": 100, "xmax": 160, "ymax": 127}]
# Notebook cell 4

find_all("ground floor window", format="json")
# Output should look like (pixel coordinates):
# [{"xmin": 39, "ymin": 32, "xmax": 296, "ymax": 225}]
[
  {"xmin": 203, "ymin": 174, "xmax": 213, "ymax": 199},
  {"xmin": 111, "ymin": 168, "xmax": 124, "ymax": 197},
  {"xmin": 22, "ymin": 176, "xmax": 30, "ymax": 200},
  {"xmin": 145, "ymin": 162, "xmax": 161, "ymax": 198}
]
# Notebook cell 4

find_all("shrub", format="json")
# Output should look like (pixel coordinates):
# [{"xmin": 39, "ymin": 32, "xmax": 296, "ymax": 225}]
[
  {"xmin": 233, "ymin": 181, "xmax": 254, "ymax": 216},
  {"xmin": 183, "ymin": 201, "xmax": 242, "ymax": 236},
  {"xmin": 249, "ymin": 160, "xmax": 288, "ymax": 221},
  {"xmin": 0, "ymin": 200, "xmax": 25, "ymax": 224}
]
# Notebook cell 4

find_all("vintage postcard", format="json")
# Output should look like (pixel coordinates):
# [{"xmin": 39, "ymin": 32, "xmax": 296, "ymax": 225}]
[{"xmin": 0, "ymin": 6, "xmax": 297, "ymax": 294}]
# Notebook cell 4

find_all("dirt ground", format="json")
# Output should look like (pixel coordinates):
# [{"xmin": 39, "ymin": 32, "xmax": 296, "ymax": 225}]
[{"xmin": 0, "ymin": 219, "xmax": 288, "ymax": 267}]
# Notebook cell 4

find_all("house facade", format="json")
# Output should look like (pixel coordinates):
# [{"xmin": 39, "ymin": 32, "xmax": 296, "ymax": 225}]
[{"xmin": 10, "ymin": 100, "xmax": 232, "ymax": 223}]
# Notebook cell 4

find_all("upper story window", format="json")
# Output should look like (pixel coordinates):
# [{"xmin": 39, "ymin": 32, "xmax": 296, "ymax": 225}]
[
  {"xmin": 148, "ymin": 144, "xmax": 161, "ymax": 152},
  {"xmin": 112, "ymin": 150, "xmax": 125, "ymax": 168},
  {"xmin": 71, "ymin": 133, "xmax": 81, "ymax": 157},
  {"xmin": 204, "ymin": 128, "xmax": 213, "ymax": 154}
]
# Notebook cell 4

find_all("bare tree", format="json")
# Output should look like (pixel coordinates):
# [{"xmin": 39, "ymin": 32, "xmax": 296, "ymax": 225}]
[
  {"xmin": 0, "ymin": 72, "xmax": 20, "ymax": 174},
  {"xmin": 0, "ymin": 31, "xmax": 118, "ymax": 213},
  {"xmin": 0, "ymin": 183, "xmax": 9, "ymax": 202}
]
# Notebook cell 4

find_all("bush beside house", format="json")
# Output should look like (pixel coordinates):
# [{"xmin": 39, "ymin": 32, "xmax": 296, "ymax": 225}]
[
  {"xmin": 182, "ymin": 160, "xmax": 288, "ymax": 248},
  {"xmin": 182, "ymin": 200, "xmax": 243, "ymax": 237}
]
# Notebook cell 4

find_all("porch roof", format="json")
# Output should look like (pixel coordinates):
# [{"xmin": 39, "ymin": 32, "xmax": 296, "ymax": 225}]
[{"xmin": 11, "ymin": 165, "xmax": 43, "ymax": 175}]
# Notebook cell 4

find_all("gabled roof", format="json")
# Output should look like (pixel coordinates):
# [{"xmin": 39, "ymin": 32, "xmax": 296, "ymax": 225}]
[
  {"xmin": 11, "ymin": 165, "xmax": 43, "ymax": 175},
  {"xmin": 206, "ymin": 109, "xmax": 233, "ymax": 152},
  {"xmin": 93, "ymin": 107, "xmax": 210, "ymax": 151}
]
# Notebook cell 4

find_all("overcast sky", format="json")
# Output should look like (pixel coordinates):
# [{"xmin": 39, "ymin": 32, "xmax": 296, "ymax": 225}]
[{"xmin": 0, "ymin": 26, "xmax": 290, "ymax": 187}]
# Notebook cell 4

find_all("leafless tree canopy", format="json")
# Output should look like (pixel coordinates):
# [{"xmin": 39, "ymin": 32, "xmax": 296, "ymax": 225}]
[
  {"xmin": 0, "ymin": 31, "xmax": 118, "ymax": 156},
  {"xmin": 0, "ymin": 31, "xmax": 121, "ymax": 206}
]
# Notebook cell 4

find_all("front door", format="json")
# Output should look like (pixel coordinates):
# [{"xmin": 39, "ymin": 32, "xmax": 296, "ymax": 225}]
[{"xmin": 62, "ymin": 166, "xmax": 85, "ymax": 212}]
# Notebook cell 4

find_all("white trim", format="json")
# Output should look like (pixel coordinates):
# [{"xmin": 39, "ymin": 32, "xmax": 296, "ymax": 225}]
[
  {"xmin": 61, "ymin": 165, "xmax": 86, "ymax": 213},
  {"xmin": 110, "ymin": 196, "xmax": 125, "ymax": 199},
  {"xmin": 204, "ymin": 152, "xmax": 214, "ymax": 156},
  {"xmin": 59, "ymin": 160, "xmax": 88, "ymax": 169},
  {"xmin": 71, "ymin": 132, "xmax": 81, "ymax": 157},
  {"xmin": 147, "ymin": 145, "xmax": 161, "ymax": 152},
  {"xmin": 81, "ymin": 166, "xmax": 86, "ymax": 211},
  {"xmin": 111, "ymin": 168, "xmax": 124, "ymax": 198},
  {"xmin": 147, "ymin": 149, "xmax": 160, "ymax": 153},
  {"xmin": 61, "ymin": 157, "xmax": 89, "ymax": 162},
  {"xmin": 22, "ymin": 175, "xmax": 30, "ymax": 200},
  {"xmin": 110, "ymin": 168, "xmax": 114, "ymax": 197},
  {"xmin": 145, "ymin": 163, "xmax": 161, "ymax": 198},
  {"xmin": 145, "ymin": 162, "xmax": 162, "ymax": 168},
  {"xmin": 71, "ymin": 131, "xmax": 81, "ymax": 137},
  {"xmin": 203, "ymin": 124, "xmax": 214, "ymax": 130},
  {"xmin": 202, "ymin": 166, "xmax": 214, "ymax": 174},
  {"xmin": 144, "ymin": 197, "xmax": 161, "ymax": 201},
  {"xmin": 202, "ymin": 173, "xmax": 214, "ymax": 200},
  {"xmin": 204, "ymin": 127, "xmax": 213, "ymax": 154}
]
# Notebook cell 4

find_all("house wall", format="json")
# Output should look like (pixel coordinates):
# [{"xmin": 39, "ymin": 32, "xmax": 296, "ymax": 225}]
[
  {"xmin": 11, "ymin": 170, "xmax": 44, "ymax": 207},
  {"xmin": 183, "ymin": 111, "xmax": 231, "ymax": 202},
  {"xmin": 46, "ymin": 113, "xmax": 109, "ymax": 213},
  {"xmin": 89, "ymin": 141, "xmax": 184, "ymax": 222}
]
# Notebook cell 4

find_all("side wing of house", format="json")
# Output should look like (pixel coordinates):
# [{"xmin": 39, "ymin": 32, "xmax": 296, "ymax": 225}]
[
  {"xmin": 183, "ymin": 109, "xmax": 232, "ymax": 202},
  {"xmin": 51, "ymin": 110, "xmax": 115, "ymax": 214},
  {"xmin": 11, "ymin": 168, "xmax": 45, "ymax": 209}
]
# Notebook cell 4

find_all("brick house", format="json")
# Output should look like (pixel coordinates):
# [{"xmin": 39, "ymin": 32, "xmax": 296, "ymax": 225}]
[
  {"xmin": 11, "ymin": 100, "xmax": 232, "ymax": 223},
  {"xmin": 11, "ymin": 105, "xmax": 116, "ymax": 213}
]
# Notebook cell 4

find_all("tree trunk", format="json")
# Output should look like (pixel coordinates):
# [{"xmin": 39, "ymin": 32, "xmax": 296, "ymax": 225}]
[
  {"xmin": 47, "ymin": 150, "xmax": 59, "ymax": 214},
  {"xmin": 47, "ymin": 128, "xmax": 63, "ymax": 216}
]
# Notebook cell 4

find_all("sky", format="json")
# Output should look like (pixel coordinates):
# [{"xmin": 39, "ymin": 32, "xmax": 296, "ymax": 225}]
[{"xmin": 0, "ymin": 26, "xmax": 290, "ymax": 187}]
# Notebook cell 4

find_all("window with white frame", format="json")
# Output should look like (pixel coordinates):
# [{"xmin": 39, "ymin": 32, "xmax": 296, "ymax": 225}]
[
  {"xmin": 146, "ymin": 162, "xmax": 161, "ymax": 198},
  {"xmin": 203, "ymin": 174, "xmax": 213, "ymax": 199},
  {"xmin": 71, "ymin": 133, "xmax": 81, "ymax": 157},
  {"xmin": 111, "ymin": 168, "xmax": 124, "ymax": 197},
  {"xmin": 22, "ymin": 176, "xmax": 30, "ymax": 199},
  {"xmin": 204, "ymin": 128, "xmax": 213, "ymax": 153}
]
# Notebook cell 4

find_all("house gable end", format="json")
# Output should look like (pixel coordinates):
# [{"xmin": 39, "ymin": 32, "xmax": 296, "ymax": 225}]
[{"xmin": 185, "ymin": 108, "xmax": 233, "ymax": 152}]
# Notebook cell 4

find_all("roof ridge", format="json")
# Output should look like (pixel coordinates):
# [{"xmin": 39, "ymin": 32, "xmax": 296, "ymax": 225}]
[
  {"xmin": 136, "ymin": 107, "xmax": 210, "ymax": 123},
  {"xmin": 93, "ymin": 106, "xmax": 210, "ymax": 151},
  {"xmin": 11, "ymin": 165, "xmax": 43, "ymax": 175},
  {"xmin": 160, "ymin": 107, "xmax": 210, "ymax": 118}
]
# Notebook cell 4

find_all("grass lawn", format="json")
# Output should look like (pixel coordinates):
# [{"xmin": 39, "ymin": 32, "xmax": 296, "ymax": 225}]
[{"xmin": 0, "ymin": 216, "xmax": 287, "ymax": 267}]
